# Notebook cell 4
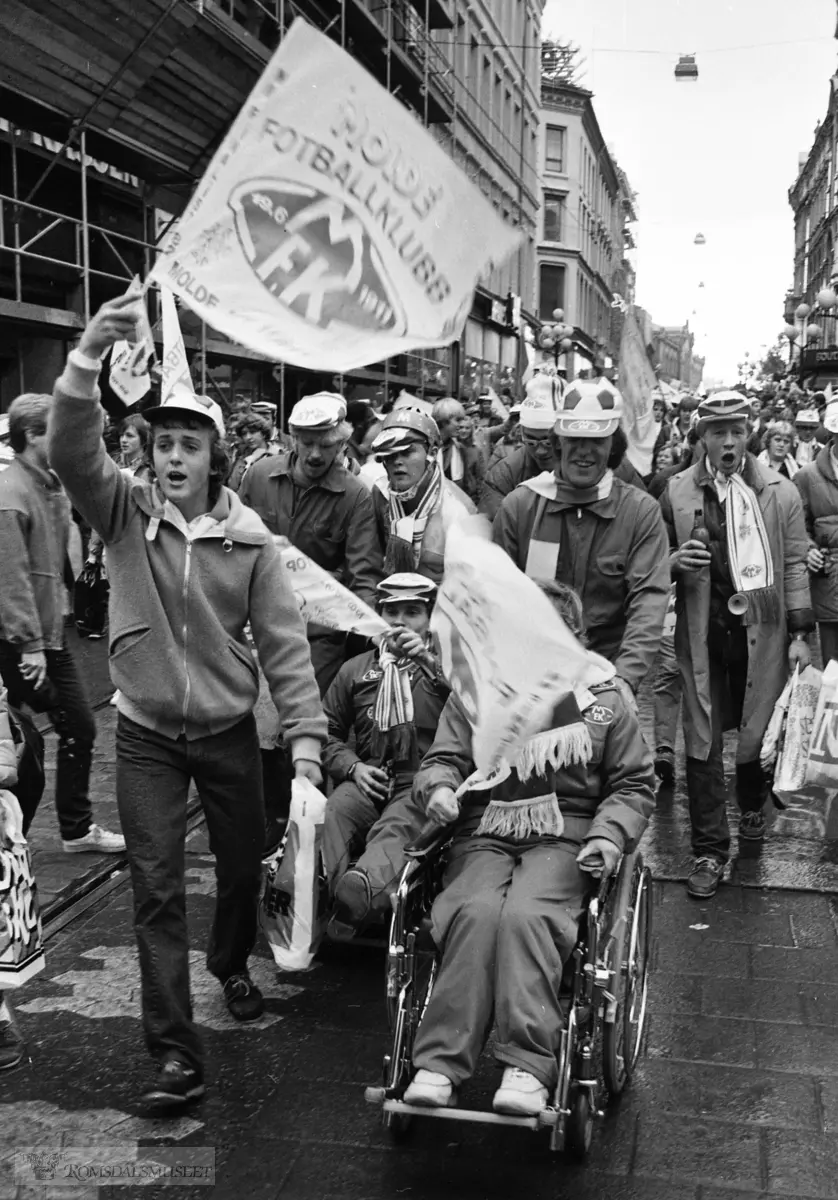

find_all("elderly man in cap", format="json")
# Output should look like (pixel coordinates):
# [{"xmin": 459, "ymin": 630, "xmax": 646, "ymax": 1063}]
[
  {"xmin": 321, "ymin": 572, "xmax": 450, "ymax": 931},
  {"xmin": 795, "ymin": 397, "xmax": 838, "ymax": 664},
  {"xmin": 371, "ymin": 407, "xmax": 475, "ymax": 584},
  {"xmin": 493, "ymin": 379, "xmax": 670, "ymax": 694},
  {"xmin": 661, "ymin": 390, "xmax": 813, "ymax": 899},
  {"xmin": 240, "ymin": 391, "xmax": 383, "ymax": 695},
  {"xmin": 47, "ymin": 291, "xmax": 326, "ymax": 1110}
]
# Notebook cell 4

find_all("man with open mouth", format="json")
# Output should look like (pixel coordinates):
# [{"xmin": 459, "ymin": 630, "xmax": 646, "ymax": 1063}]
[
  {"xmin": 47, "ymin": 289, "xmax": 326, "ymax": 1114},
  {"xmin": 661, "ymin": 391, "xmax": 813, "ymax": 900}
]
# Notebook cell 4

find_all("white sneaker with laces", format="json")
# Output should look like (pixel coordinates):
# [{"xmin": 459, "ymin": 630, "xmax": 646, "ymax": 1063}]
[
  {"xmin": 492, "ymin": 1067, "xmax": 549, "ymax": 1116},
  {"xmin": 403, "ymin": 1069, "xmax": 455, "ymax": 1108},
  {"xmin": 62, "ymin": 824, "xmax": 126, "ymax": 855}
]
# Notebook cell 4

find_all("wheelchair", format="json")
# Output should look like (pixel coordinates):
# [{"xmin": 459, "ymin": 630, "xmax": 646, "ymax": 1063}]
[{"xmin": 364, "ymin": 830, "xmax": 652, "ymax": 1158}]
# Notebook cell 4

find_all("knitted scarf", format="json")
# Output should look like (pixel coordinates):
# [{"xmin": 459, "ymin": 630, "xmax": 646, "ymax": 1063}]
[
  {"xmin": 710, "ymin": 461, "xmax": 779, "ymax": 625},
  {"xmin": 384, "ymin": 461, "xmax": 444, "ymax": 573},
  {"xmin": 369, "ymin": 642, "xmax": 417, "ymax": 766},
  {"xmin": 463, "ymin": 691, "xmax": 596, "ymax": 840},
  {"xmin": 522, "ymin": 468, "xmax": 614, "ymax": 507}
]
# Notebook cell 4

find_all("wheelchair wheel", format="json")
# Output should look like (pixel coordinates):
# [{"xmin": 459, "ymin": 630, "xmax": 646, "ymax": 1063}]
[
  {"xmin": 602, "ymin": 862, "xmax": 652, "ymax": 1096},
  {"xmin": 565, "ymin": 1085, "xmax": 593, "ymax": 1160}
]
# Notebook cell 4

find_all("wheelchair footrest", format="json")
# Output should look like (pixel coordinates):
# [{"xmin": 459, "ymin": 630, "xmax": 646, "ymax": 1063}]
[{"xmin": 378, "ymin": 1099, "xmax": 557, "ymax": 1130}]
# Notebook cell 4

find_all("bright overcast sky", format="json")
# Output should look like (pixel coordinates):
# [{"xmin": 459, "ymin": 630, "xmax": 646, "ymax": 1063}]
[{"xmin": 541, "ymin": 0, "xmax": 837, "ymax": 384}]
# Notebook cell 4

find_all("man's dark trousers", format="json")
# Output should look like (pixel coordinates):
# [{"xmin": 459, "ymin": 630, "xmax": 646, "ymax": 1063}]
[
  {"xmin": 0, "ymin": 637, "xmax": 95, "ymax": 840},
  {"xmin": 116, "ymin": 712, "xmax": 265, "ymax": 1072}
]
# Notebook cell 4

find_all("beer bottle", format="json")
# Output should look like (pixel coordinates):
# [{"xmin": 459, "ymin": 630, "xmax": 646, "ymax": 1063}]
[{"xmin": 691, "ymin": 508, "xmax": 710, "ymax": 548}]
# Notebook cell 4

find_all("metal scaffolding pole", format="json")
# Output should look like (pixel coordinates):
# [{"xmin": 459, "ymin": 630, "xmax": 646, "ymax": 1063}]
[{"xmin": 80, "ymin": 131, "xmax": 91, "ymax": 323}]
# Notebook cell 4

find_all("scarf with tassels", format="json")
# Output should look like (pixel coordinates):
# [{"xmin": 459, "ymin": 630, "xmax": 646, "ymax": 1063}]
[
  {"xmin": 471, "ymin": 691, "xmax": 594, "ymax": 840},
  {"xmin": 369, "ymin": 643, "xmax": 418, "ymax": 766},
  {"xmin": 384, "ymin": 461, "xmax": 444, "ymax": 573},
  {"xmin": 710, "ymin": 460, "xmax": 779, "ymax": 625}
]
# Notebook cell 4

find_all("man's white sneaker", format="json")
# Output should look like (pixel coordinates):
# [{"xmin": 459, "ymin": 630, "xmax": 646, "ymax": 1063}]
[
  {"xmin": 492, "ymin": 1067, "xmax": 549, "ymax": 1116},
  {"xmin": 62, "ymin": 824, "xmax": 126, "ymax": 854},
  {"xmin": 403, "ymin": 1069, "xmax": 455, "ymax": 1108}
]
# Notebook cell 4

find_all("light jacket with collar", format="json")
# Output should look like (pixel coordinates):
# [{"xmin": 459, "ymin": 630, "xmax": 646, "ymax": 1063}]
[
  {"xmin": 239, "ymin": 449, "xmax": 382, "ymax": 608},
  {"xmin": 661, "ymin": 454, "xmax": 812, "ymax": 763},
  {"xmin": 492, "ymin": 471, "xmax": 670, "ymax": 691},
  {"xmin": 47, "ymin": 357, "xmax": 326, "ymax": 751},
  {"xmin": 795, "ymin": 445, "xmax": 838, "ymax": 621},
  {"xmin": 0, "ymin": 456, "xmax": 71, "ymax": 652}
]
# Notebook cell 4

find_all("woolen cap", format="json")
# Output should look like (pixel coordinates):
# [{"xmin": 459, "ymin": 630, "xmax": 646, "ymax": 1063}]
[
  {"xmin": 520, "ymin": 370, "xmax": 565, "ymax": 430},
  {"xmin": 288, "ymin": 392, "xmax": 347, "ymax": 432},
  {"xmin": 695, "ymin": 390, "xmax": 752, "ymax": 434}
]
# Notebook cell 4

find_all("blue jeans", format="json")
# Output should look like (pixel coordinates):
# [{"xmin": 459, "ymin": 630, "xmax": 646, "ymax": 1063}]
[
  {"xmin": 116, "ymin": 713, "xmax": 265, "ymax": 1071},
  {"xmin": 0, "ymin": 638, "xmax": 95, "ymax": 840}
]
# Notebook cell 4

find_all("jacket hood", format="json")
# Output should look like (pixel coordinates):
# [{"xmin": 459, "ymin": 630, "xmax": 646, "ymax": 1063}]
[{"xmin": 130, "ymin": 479, "xmax": 269, "ymax": 545}]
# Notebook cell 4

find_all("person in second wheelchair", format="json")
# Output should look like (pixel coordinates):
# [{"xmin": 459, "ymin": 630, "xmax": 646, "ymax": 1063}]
[
  {"xmin": 402, "ymin": 581, "xmax": 656, "ymax": 1117},
  {"xmin": 322, "ymin": 573, "xmax": 450, "ymax": 933}
]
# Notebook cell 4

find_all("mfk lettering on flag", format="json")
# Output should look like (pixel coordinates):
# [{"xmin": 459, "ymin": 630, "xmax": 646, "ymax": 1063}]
[
  {"xmin": 149, "ymin": 19, "xmax": 521, "ymax": 372},
  {"xmin": 431, "ymin": 518, "xmax": 614, "ymax": 775},
  {"xmin": 160, "ymin": 285, "xmax": 194, "ymax": 403}
]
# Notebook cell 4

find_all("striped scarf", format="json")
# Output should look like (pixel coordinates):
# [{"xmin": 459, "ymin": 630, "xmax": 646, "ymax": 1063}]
[
  {"xmin": 369, "ymin": 643, "xmax": 417, "ymax": 766},
  {"xmin": 385, "ymin": 461, "xmax": 444, "ymax": 573},
  {"xmin": 711, "ymin": 462, "xmax": 779, "ymax": 624}
]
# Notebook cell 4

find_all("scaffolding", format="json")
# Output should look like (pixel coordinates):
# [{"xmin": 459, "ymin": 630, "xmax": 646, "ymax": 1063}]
[{"xmin": 0, "ymin": 0, "xmax": 539, "ymax": 406}]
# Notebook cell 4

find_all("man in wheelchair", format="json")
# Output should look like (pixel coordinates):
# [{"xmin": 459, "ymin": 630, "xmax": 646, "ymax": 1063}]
[{"xmin": 402, "ymin": 581, "xmax": 656, "ymax": 1117}]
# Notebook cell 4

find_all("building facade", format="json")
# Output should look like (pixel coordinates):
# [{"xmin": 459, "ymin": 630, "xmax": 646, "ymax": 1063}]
[
  {"xmin": 535, "ymin": 77, "xmax": 636, "ymax": 376},
  {"xmin": 0, "ymin": 0, "xmax": 544, "ymax": 415},
  {"xmin": 651, "ymin": 324, "xmax": 704, "ymax": 390}
]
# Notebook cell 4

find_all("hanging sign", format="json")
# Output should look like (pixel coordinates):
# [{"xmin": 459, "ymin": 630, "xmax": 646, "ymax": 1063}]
[{"xmin": 149, "ymin": 18, "xmax": 521, "ymax": 372}]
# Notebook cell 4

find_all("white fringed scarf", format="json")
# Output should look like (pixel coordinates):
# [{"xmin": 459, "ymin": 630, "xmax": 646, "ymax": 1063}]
[{"xmin": 710, "ymin": 461, "xmax": 779, "ymax": 625}]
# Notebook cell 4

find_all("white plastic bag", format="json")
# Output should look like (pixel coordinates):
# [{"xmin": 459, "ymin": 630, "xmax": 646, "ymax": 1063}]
[
  {"xmin": 260, "ymin": 778, "xmax": 327, "ymax": 972},
  {"xmin": 773, "ymin": 665, "xmax": 823, "ymax": 806},
  {"xmin": 805, "ymin": 659, "xmax": 838, "ymax": 788},
  {"xmin": 0, "ymin": 789, "xmax": 45, "ymax": 988},
  {"xmin": 760, "ymin": 674, "xmax": 794, "ymax": 771}
]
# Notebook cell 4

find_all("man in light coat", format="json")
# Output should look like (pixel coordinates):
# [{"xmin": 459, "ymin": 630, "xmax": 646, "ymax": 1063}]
[
  {"xmin": 661, "ymin": 391, "xmax": 813, "ymax": 900},
  {"xmin": 795, "ymin": 399, "xmax": 838, "ymax": 664}
]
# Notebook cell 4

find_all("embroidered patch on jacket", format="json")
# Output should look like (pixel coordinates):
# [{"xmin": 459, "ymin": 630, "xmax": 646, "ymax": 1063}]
[
  {"xmin": 585, "ymin": 705, "xmax": 614, "ymax": 726},
  {"xmin": 362, "ymin": 670, "xmax": 382, "ymax": 682}
]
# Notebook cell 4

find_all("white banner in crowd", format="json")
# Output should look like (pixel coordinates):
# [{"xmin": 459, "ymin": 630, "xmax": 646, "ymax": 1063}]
[
  {"xmin": 431, "ymin": 519, "xmax": 614, "ymax": 775},
  {"xmin": 618, "ymin": 306, "xmax": 658, "ymax": 478},
  {"xmin": 274, "ymin": 537, "xmax": 389, "ymax": 639},
  {"xmin": 149, "ymin": 19, "xmax": 521, "ymax": 371},
  {"xmin": 159, "ymin": 285, "xmax": 194, "ymax": 404}
]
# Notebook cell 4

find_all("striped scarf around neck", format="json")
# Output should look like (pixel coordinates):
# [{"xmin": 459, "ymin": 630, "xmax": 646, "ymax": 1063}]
[{"xmin": 385, "ymin": 460, "xmax": 444, "ymax": 573}]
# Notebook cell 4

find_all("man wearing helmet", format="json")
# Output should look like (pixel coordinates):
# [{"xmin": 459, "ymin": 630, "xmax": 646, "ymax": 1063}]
[
  {"xmin": 493, "ymin": 379, "xmax": 670, "ymax": 694},
  {"xmin": 370, "ymin": 407, "xmax": 475, "ymax": 584}
]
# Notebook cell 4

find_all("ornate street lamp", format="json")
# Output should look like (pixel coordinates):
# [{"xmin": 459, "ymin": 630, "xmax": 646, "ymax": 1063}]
[
  {"xmin": 781, "ymin": 302, "xmax": 822, "ymax": 385},
  {"xmin": 538, "ymin": 307, "xmax": 575, "ymax": 376}
]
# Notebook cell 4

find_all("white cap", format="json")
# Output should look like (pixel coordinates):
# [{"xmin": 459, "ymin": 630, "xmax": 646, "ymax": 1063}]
[
  {"xmin": 289, "ymin": 392, "xmax": 347, "ymax": 432},
  {"xmin": 520, "ymin": 371, "xmax": 565, "ymax": 430},
  {"xmin": 823, "ymin": 401, "xmax": 838, "ymax": 434},
  {"xmin": 145, "ymin": 393, "xmax": 226, "ymax": 438},
  {"xmin": 554, "ymin": 380, "xmax": 623, "ymax": 438},
  {"xmin": 795, "ymin": 408, "xmax": 820, "ymax": 426}
]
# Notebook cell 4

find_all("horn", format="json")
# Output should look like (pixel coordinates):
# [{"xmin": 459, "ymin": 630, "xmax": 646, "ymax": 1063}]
[{"xmin": 727, "ymin": 592, "xmax": 749, "ymax": 616}]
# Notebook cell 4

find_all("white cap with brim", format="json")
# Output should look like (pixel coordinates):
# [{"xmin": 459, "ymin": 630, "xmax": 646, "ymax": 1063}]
[
  {"xmin": 377, "ymin": 572, "xmax": 437, "ymax": 605},
  {"xmin": 145, "ymin": 393, "xmax": 226, "ymax": 438},
  {"xmin": 823, "ymin": 401, "xmax": 838, "ymax": 434},
  {"xmin": 520, "ymin": 371, "xmax": 564, "ymax": 430},
  {"xmin": 289, "ymin": 392, "xmax": 347, "ymax": 432},
  {"xmin": 795, "ymin": 408, "xmax": 820, "ymax": 426},
  {"xmin": 553, "ymin": 380, "xmax": 623, "ymax": 438}
]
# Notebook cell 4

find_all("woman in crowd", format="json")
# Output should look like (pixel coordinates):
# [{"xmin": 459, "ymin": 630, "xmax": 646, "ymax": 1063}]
[
  {"xmin": 370, "ymin": 407, "xmax": 476, "ymax": 585},
  {"xmin": 117, "ymin": 413, "xmax": 151, "ymax": 480},
  {"xmin": 227, "ymin": 411, "xmax": 274, "ymax": 492},
  {"xmin": 759, "ymin": 420, "xmax": 799, "ymax": 479}
]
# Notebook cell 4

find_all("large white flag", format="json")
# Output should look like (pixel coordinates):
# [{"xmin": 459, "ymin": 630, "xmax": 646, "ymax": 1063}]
[
  {"xmin": 108, "ymin": 275, "xmax": 154, "ymax": 407},
  {"xmin": 159, "ymin": 285, "xmax": 194, "ymax": 403},
  {"xmin": 149, "ymin": 19, "xmax": 521, "ymax": 372},
  {"xmin": 618, "ymin": 307, "xmax": 658, "ymax": 477},
  {"xmin": 431, "ymin": 519, "xmax": 613, "ymax": 775},
  {"xmin": 274, "ymin": 538, "xmax": 389, "ymax": 639}
]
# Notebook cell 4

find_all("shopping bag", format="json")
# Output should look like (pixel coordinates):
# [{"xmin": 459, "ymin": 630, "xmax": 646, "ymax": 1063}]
[
  {"xmin": 773, "ymin": 665, "xmax": 823, "ymax": 805},
  {"xmin": 760, "ymin": 674, "xmax": 794, "ymax": 772},
  {"xmin": 0, "ymin": 789, "xmax": 45, "ymax": 988},
  {"xmin": 74, "ymin": 561, "xmax": 109, "ymax": 637},
  {"xmin": 805, "ymin": 659, "xmax": 838, "ymax": 788},
  {"xmin": 260, "ymin": 778, "xmax": 327, "ymax": 972}
]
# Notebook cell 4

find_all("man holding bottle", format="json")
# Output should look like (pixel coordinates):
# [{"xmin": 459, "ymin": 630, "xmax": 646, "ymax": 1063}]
[{"xmin": 660, "ymin": 391, "xmax": 813, "ymax": 899}]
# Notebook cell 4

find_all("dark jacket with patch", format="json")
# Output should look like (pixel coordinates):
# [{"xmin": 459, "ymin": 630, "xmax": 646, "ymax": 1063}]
[
  {"xmin": 413, "ymin": 681, "xmax": 655, "ymax": 851},
  {"xmin": 322, "ymin": 648, "xmax": 450, "ymax": 781}
]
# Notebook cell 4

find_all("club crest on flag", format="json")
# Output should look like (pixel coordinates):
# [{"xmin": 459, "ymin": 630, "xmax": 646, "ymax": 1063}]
[{"xmin": 229, "ymin": 180, "xmax": 405, "ymax": 334}]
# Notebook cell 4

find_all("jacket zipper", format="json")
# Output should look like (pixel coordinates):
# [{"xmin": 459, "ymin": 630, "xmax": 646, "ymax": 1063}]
[{"xmin": 181, "ymin": 541, "xmax": 193, "ymax": 732}]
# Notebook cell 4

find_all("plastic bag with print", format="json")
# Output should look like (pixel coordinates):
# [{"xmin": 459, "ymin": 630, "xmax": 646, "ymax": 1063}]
[
  {"xmin": 0, "ymin": 789, "xmax": 45, "ymax": 987},
  {"xmin": 772, "ymin": 665, "xmax": 823, "ymax": 805}
]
